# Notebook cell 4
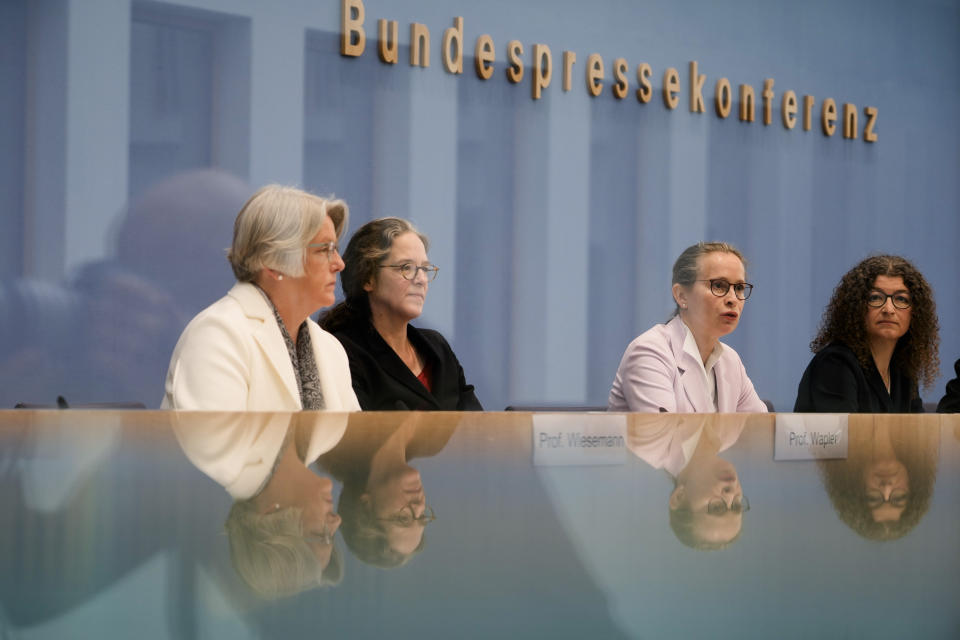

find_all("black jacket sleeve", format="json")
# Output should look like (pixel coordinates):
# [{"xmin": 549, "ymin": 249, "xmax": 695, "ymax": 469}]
[
  {"xmin": 937, "ymin": 358, "xmax": 960, "ymax": 413},
  {"xmin": 794, "ymin": 349, "xmax": 863, "ymax": 413}
]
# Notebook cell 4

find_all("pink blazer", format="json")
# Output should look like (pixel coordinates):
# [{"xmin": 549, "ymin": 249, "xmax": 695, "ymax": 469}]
[
  {"xmin": 608, "ymin": 316, "xmax": 767, "ymax": 413},
  {"xmin": 626, "ymin": 414, "xmax": 748, "ymax": 475}
]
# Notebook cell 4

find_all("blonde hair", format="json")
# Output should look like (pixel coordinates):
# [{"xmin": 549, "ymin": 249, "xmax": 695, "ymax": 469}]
[
  {"xmin": 227, "ymin": 185, "xmax": 348, "ymax": 282},
  {"xmin": 670, "ymin": 241, "xmax": 747, "ymax": 318},
  {"xmin": 224, "ymin": 501, "xmax": 343, "ymax": 599}
]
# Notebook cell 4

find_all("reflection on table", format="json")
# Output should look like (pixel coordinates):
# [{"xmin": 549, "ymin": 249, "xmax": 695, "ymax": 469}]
[{"xmin": 0, "ymin": 411, "xmax": 956, "ymax": 638}]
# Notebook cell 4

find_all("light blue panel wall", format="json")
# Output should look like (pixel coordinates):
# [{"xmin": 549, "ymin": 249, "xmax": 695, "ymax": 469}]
[
  {"xmin": 0, "ymin": 0, "xmax": 957, "ymax": 410},
  {"xmin": 64, "ymin": 0, "xmax": 131, "ymax": 274},
  {"xmin": 408, "ymin": 68, "xmax": 459, "ymax": 338},
  {"xmin": 0, "ymin": 0, "xmax": 27, "ymax": 277}
]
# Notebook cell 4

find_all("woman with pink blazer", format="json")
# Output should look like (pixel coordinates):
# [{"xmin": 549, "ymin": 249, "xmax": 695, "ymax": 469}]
[{"xmin": 608, "ymin": 242, "xmax": 767, "ymax": 413}]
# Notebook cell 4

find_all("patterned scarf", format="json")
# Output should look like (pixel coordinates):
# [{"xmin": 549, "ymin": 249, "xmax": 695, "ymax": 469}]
[{"xmin": 259, "ymin": 287, "xmax": 325, "ymax": 410}]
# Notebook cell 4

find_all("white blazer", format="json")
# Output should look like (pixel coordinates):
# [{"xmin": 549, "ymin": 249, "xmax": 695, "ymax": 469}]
[
  {"xmin": 171, "ymin": 412, "xmax": 349, "ymax": 499},
  {"xmin": 608, "ymin": 316, "xmax": 767, "ymax": 413},
  {"xmin": 161, "ymin": 282, "xmax": 361, "ymax": 411}
]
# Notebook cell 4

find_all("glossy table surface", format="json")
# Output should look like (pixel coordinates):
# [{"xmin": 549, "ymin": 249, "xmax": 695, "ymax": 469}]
[{"xmin": 1, "ymin": 411, "xmax": 957, "ymax": 639}]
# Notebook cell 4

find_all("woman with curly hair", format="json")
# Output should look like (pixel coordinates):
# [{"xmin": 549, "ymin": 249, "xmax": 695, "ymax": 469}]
[{"xmin": 794, "ymin": 255, "xmax": 939, "ymax": 412}]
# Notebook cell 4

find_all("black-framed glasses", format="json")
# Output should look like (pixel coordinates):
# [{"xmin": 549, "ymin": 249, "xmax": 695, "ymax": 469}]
[
  {"xmin": 304, "ymin": 520, "xmax": 335, "ymax": 545},
  {"xmin": 706, "ymin": 496, "xmax": 750, "ymax": 516},
  {"xmin": 865, "ymin": 489, "xmax": 909, "ymax": 509},
  {"xmin": 379, "ymin": 263, "xmax": 439, "ymax": 282},
  {"xmin": 377, "ymin": 504, "xmax": 436, "ymax": 527},
  {"xmin": 866, "ymin": 290, "xmax": 911, "ymax": 310},
  {"xmin": 695, "ymin": 279, "xmax": 754, "ymax": 300},
  {"xmin": 307, "ymin": 242, "xmax": 340, "ymax": 262}
]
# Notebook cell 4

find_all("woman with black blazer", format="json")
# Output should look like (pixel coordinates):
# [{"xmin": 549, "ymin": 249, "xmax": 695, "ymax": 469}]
[
  {"xmin": 321, "ymin": 218, "xmax": 481, "ymax": 411},
  {"xmin": 794, "ymin": 255, "xmax": 939, "ymax": 413},
  {"xmin": 937, "ymin": 358, "xmax": 960, "ymax": 413}
]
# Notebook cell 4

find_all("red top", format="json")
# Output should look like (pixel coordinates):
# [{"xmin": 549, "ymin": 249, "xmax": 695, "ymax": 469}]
[{"xmin": 417, "ymin": 361, "xmax": 433, "ymax": 392}]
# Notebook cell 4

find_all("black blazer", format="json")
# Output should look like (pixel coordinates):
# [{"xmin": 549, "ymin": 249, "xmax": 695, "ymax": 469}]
[
  {"xmin": 793, "ymin": 342, "xmax": 923, "ymax": 413},
  {"xmin": 937, "ymin": 358, "xmax": 960, "ymax": 413},
  {"xmin": 332, "ymin": 321, "xmax": 482, "ymax": 411}
]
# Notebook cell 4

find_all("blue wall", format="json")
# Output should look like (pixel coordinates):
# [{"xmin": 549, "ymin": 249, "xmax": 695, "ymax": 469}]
[{"xmin": 1, "ymin": 0, "xmax": 958, "ymax": 410}]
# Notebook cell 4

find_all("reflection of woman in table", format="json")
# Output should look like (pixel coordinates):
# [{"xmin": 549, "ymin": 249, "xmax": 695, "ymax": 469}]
[
  {"xmin": 627, "ymin": 414, "xmax": 749, "ymax": 550},
  {"xmin": 173, "ymin": 412, "xmax": 348, "ymax": 598},
  {"xmin": 818, "ymin": 416, "xmax": 938, "ymax": 541},
  {"xmin": 317, "ymin": 413, "xmax": 458, "ymax": 568}
]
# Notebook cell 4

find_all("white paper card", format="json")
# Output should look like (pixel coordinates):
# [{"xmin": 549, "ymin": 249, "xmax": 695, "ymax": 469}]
[
  {"xmin": 532, "ymin": 414, "xmax": 627, "ymax": 466},
  {"xmin": 774, "ymin": 413, "xmax": 848, "ymax": 460}
]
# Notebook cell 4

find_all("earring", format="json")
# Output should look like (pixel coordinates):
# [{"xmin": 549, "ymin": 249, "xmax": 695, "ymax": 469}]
[{"xmin": 277, "ymin": 274, "xmax": 283, "ymax": 281}]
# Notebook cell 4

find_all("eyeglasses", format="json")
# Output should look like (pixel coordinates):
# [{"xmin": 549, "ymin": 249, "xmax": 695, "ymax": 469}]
[
  {"xmin": 307, "ymin": 242, "xmax": 340, "ymax": 262},
  {"xmin": 304, "ymin": 519, "xmax": 335, "ymax": 545},
  {"xmin": 379, "ymin": 262, "xmax": 439, "ymax": 282},
  {"xmin": 866, "ymin": 290, "xmax": 911, "ymax": 310},
  {"xmin": 377, "ymin": 504, "xmax": 436, "ymax": 527},
  {"xmin": 865, "ymin": 489, "xmax": 909, "ymax": 509},
  {"xmin": 706, "ymin": 496, "xmax": 750, "ymax": 516},
  {"xmin": 695, "ymin": 279, "xmax": 754, "ymax": 300}
]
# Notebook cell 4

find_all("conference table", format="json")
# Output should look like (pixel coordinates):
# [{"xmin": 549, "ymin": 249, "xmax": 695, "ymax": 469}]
[{"xmin": 1, "ymin": 410, "xmax": 957, "ymax": 638}]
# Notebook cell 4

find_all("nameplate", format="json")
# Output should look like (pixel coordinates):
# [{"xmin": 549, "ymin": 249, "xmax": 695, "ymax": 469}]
[
  {"xmin": 532, "ymin": 414, "xmax": 627, "ymax": 466},
  {"xmin": 774, "ymin": 414, "xmax": 848, "ymax": 460}
]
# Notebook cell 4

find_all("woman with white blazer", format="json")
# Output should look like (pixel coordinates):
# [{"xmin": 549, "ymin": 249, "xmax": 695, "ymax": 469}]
[{"xmin": 162, "ymin": 185, "xmax": 360, "ymax": 411}]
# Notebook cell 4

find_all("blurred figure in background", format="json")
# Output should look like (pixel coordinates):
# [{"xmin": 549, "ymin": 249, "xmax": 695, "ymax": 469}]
[
  {"xmin": 1, "ymin": 169, "xmax": 249, "ymax": 408},
  {"xmin": 936, "ymin": 358, "xmax": 960, "ymax": 412}
]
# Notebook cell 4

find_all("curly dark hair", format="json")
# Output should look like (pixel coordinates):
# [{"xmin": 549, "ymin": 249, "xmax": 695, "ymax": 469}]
[
  {"xmin": 817, "ymin": 417, "xmax": 938, "ymax": 542},
  {"xmin": 811, "ymin": 255, "xmax": 940, "ymax": 390}
]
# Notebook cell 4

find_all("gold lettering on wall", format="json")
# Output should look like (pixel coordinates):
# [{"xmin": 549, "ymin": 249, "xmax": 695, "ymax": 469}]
[
  {"xmin": 636, "ymin": 63, "xmax": 652, "ymax": 103},
  {"xmin": 442, "ymin": 17, "xmax": 463, "ymax": 73},
  {"xmin": 739, "ymin": 84, "xmax": 755, "ymax": 122},
  {"xmin": 689, "ymin": 61, "xmax": 705, "ymax": 112},
  {"xmin": 715, "ymin": 78, "xmax": 731, "ymax": 118},
  {"xmin": 663, "ymin": 67, "xmax": 680, "ymax": 109},
  {"xmin": 803, "ymin": 95, "xmax": 815, "ymax": 131},
  {"xmin": 781, "ymin": 90, "xmax": 797, "ymax": 129},
  {"xmin": 337, "ymin": 5, "xmax": 881, "ymax": 144},
  {"xmin": 533, "ymin": 44, "xmax": 552, "ymax": 99},
  {"xmin": 507, "ymin": 40, "xmax": 524, "ymax": 83},
  {"xmin": 410, "ymin": 23, "xmax": 430, "ymax": 67},
  {"xmin": 475, "ymin": 35, "xmax": 494, "ymax": 79},
  {"xmin": 762, "ymin": 78, "xmax": 775, "ymax": 125},
  {"xmin": 821, "ymin": 98, "xmax": 837, "ymax": 136},
  {"xmin": 378, "ymin": 19, "xmax": 398, "ymax": 63},
  {"xmin": 586, "ymin": 54, "xmax": 604, "ymax": 97},
  {"xmin": 613, "ymin": 58, "xmax": 629, "ymax": 99},
  {"xmin": 341, "ymin": 0, "xmax": 365, "ymax": 57},
  {"xmin": 563, "ymin": 51, "xmax": 576, "ymax": 91},
  {"xmin": 842, "ymin": 103, "xmax": 858, "ymax": 139},
  {"xmin": 864, "ymin": 106, "xmax": 879, "ymax": 142}
]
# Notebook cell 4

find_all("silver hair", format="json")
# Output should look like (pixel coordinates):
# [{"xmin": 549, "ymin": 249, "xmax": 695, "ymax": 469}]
[{"xmin": 227, "ymin": 184, "xmax": 348, "ymax": 282}]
